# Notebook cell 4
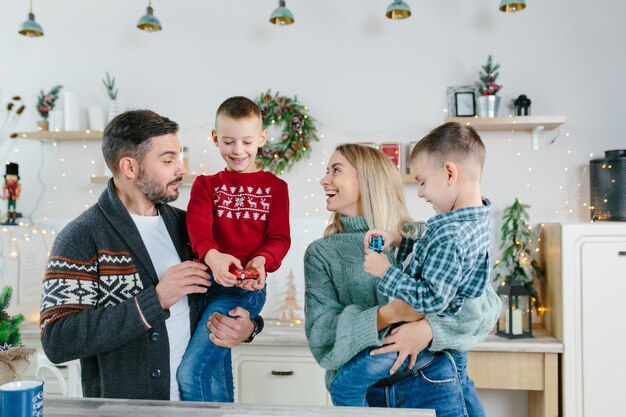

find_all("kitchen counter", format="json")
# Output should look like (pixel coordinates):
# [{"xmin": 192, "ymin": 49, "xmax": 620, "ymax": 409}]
[
  {"xmin": 26, "ymin": 321, "xmax": 561, "ymax": 417},
  {"xmin": 254, "ymin": 322, "xmax": 562, "ymax": 417},
  {"xmin": 44, "ymin": 397, "xmax": 435, "ymax": 417},
  {"xmin": 252, "ymin": 321, "xmax": 563, "ymax": 353}
]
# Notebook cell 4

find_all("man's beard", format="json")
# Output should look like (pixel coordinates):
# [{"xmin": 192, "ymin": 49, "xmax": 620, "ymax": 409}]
[{"xmin": 135, "ymin": 169, "xmax": 181, "ymax": 205}]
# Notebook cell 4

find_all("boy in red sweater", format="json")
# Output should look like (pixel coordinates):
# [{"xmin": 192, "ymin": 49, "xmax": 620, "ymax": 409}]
[{"xmin": 177, "ymin": 96, "xmax": 291, "ymax": 402}]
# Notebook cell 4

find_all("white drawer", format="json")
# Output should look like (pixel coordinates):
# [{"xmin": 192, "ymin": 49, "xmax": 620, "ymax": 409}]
[{"xmin": 232, "ymin": 346, "xmax": 329, "ymax": 406}]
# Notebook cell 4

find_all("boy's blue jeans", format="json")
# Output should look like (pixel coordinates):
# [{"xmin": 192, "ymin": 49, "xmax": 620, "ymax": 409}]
[
  {"xmin": 450, "ymin": 350, "xmax": 487, "ymax": 417},
  {"xmin": 330, "ymin": 347, "xmax": 410, "ymax": 406},
  {"xmin": 331, "ymin": 348, "xmax": 485, "ymax": 417},
  {"xmin": 177, "ymin": 285, "xmax": 266, "ymax": 402}
]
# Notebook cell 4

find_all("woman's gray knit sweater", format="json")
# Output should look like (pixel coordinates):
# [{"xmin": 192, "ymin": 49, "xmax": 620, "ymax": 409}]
[{"xmin": 304, "ymin": 216, "xmax": 500, "ymax": 388}]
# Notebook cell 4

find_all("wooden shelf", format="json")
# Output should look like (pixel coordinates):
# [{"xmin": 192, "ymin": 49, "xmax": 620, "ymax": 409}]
[
  {"xmin": 446, "ymin": 115, "xmax": 566, "ymax": 150},
  {"xmin": 90, "ymin": 174, "xmax": 198, "ymax": 186},
  {"xmin": 13, "ymin": 130, "xmax": 103, "ymax": 141},
  {"xmin": 402, "ymin": 174, "xmax": 416, "ymax": 183},
  {"xmin": 445, "ymin": 116, "xmax": 566, "ymax": 131}
]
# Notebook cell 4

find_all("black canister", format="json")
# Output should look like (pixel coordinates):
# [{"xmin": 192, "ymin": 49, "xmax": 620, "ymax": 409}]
[{"xmin": 589, "ymin": 150, "xmax": 626, "ymax": 221}]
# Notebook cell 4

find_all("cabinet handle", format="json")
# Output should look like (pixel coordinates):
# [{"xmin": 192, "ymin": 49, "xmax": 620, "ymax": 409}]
[
  {"xmin": 619, "ymin": 251, "xmax": 626, "ymax": 256},
  {"xmin": 271, "ymin": 370, "xmax": 294, "ymax": 376}
]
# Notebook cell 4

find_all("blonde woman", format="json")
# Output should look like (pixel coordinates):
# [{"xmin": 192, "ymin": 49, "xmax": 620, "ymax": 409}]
[{"xmin": 304, "ymin": 144, "xmax": 499, "ymax": 416}]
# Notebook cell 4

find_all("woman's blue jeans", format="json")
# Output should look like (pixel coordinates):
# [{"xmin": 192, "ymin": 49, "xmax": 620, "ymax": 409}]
[{"xmin": 176, "ymin": 285, "xmax": 266, "ymax": 402}]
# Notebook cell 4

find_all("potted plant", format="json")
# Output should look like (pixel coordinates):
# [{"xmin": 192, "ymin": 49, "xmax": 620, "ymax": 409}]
[
  {"xmin": 0, "ymin": 285, "xmax": 35, "ymax": 384},
  {"xmin": 102, "ymin": 72, "xmax": 120, "ymax": 124},
  {"xmin": 475, "ymin": 55, "xmax": 502, "ymax": 117},
  {"xmin": 36, "ymin": 85, "xmax": 63, "ymax": 131}
]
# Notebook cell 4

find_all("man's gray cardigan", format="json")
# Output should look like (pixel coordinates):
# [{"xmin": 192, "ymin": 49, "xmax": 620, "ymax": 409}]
[{"xmin": 40, "ymin": 179, "xmax": 201, "ymax": 399}]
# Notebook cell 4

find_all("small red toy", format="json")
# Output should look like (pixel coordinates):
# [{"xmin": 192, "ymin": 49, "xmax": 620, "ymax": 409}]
[{"xmin": 233, "ymin": 269, "xmax": 260, "ymax": 280}]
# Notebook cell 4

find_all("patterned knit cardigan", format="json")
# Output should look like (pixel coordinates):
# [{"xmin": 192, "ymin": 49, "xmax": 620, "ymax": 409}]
[{"xmin": 40, "ymin": 179, "xmax": 200, "ymax": 399}]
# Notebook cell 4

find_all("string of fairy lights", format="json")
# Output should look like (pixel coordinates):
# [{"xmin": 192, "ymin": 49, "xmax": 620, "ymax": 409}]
[{"xmin": 0, "ymin": 113, "xmax": 597, "ymax": 320}]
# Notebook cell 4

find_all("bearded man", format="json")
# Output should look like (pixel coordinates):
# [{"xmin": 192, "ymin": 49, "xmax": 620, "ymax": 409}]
[{"xmin": 40, "ymin": 110, "xmax": 262, "ymax": 400}]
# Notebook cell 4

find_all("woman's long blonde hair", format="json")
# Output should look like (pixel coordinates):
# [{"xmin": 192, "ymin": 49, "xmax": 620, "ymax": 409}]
[{"xmin": 324, "ymin": 143, "xmax": 415, "ymax": 238}]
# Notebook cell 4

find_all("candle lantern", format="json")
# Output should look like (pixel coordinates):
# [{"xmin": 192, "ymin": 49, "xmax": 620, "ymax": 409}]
[
  {"xmin": 496, "ymin": 279, "xmax": 533, "ymax": 339},
  {"xmin": 513, "ymin": 94, "xmax": 531, "ymax": 116}
]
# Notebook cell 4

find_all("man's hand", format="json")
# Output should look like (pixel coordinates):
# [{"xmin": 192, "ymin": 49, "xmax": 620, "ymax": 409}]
[
  {"xmin": 204, "ymin": 249, "xmax": 242, "ymax": 287},
  {"xmin": 363, "ymin": 229, "xmax": 401, "ymax": 251},
  {"xmin": 364, "ymin": 248, "xmax": 391, "ymax": 278},
  {"xmin": 155, "ymin": 261, "xmax": 211, "ymax": 310},
  {"xmin": 207, "ymin": 307, "xmax": 255, "ymax": 348},
  {"xmin": 236, "ymin": 256, "xmax": 267, "ymax": 291},
  {"xmin": 370, "ymin": 319, "xmax": 433, "ymax": 374}
]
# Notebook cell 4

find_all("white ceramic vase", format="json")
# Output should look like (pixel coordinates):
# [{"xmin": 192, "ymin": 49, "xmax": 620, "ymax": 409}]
[
  {"xmin": 87, "ymin": 105, "xmax": 105, "ymax": 130},
  {"xmin": 107, "ymin": 100, "xmax": 120, "ymax": 124}
]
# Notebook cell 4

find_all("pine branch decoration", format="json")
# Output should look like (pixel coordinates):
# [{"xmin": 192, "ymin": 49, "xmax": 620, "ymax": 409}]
[
  {"xmin": 492, "ymin": 199, "xmax": 544, "ymax": 308},
  {"xmin": 476, "ymin": 55, "xmax": 502, "ymax": 96},
  {"xmin": 0, "ymin": 286, "xmax": 25, "ymax": 350}
]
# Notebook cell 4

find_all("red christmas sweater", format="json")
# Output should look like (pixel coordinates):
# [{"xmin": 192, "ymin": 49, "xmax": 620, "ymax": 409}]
[{"xmin": 187, "ymin": 169, "xmax": 291, "ymax": 273}]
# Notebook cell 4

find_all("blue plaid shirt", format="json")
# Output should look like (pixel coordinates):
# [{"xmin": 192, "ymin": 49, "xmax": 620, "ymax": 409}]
[{"xmin": 379, "ymin": 198, "xmax": 492, "ymax": 315}]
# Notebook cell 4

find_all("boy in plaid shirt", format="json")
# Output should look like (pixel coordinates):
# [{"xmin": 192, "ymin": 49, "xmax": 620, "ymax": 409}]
[{"xmin": 331, "ymin": 122, "xmax": 492, "ymax": 414}]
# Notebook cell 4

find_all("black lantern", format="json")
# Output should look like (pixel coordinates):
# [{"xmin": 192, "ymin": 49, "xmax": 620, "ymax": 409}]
[
  {"xmin": 513, "ymin": 94, "xmax": 531, "ymax": 116},
  {"xmin": 496, "ymin": 280, "xmax": 533, "ymax": 339}
]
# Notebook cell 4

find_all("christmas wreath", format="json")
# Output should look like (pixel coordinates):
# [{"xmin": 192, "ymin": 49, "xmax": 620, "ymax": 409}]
[{"xmin": 255, "ymin": 90, "xmax": 319, "ymax": 175}]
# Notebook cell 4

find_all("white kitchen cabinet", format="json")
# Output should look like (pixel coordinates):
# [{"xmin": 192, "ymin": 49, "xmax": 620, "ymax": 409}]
[
  {"xmin": 542, "ymin": 223, "xmax": 626, "ymax": 417},
  {"xmin": 232, "ymin": 343, "xmax": 331, "ymax": 406}
]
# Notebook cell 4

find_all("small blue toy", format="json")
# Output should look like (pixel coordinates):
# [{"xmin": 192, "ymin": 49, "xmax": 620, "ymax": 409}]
[{"xmin": 369, "ymin": 235, "xmax": 384, "ymax": 253}]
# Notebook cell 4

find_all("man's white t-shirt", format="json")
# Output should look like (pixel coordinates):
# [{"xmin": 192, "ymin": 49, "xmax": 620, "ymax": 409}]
[{"xmin": 130, "ymin": 212, "xmax": 190, "ymax": 401}]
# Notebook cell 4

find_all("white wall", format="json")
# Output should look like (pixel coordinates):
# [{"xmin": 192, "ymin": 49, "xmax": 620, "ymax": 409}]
[{"xmin": 1, "ymin": 1, "xmax": 625, "ymax": 414}]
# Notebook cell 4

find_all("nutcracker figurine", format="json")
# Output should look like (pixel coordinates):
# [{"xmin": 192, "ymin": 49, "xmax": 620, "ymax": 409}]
[{"xmin": 3, "ymin": 163, "xmax": 20, "ymax": 225}]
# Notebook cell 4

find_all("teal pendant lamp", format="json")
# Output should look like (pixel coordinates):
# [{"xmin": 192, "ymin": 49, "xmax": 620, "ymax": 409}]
[
  {"xmin": 18, "ymin": 0, "xmax": 44, "ymax": 37},
  {"xmin": 137, "ymin": 0, "xmax": 162, "ymax": 32},
  {"xmin": 499, "ymin": 0, "xmax": 526, "ymax": 12},
  {"xmin": 269, "ymin": 0, "xmax": 294, "ymax": 26},
  {"xmin": 386, "ymin": 0, "xmax": 411, "ymax": 20}
]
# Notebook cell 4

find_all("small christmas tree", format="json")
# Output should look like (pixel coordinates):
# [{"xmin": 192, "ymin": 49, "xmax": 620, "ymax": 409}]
[
  {"xmin": 476, "ymin": 55, "xmax": 503, "ymax": 96},
  {"xmin": 0, "ymin": 285, "xmax": 34, "ymax": 385},
  {"xmin": 492, "ymin": 199, "xmax": 544, "ymax": 308},
  {"xmin": 0, "ymin": 286, "xmax": 25, "ymax": 350},
  {"xmin": 279, "ymin": 270, "xmax": 303, "ymax": 324}
]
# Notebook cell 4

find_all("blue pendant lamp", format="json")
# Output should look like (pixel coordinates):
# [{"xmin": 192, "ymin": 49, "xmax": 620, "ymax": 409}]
[
  {"xmin": 499, "ymin": 0, "xmax": 526, "ymax": 12},
  {"xmin": 137, "ymin": 0, "xmax": 162, "ymax": 32},
  {"xmin": 18, "ymin": 0, "xmax": 44, "ymax": 37},
  {"xmin": 269, "ymin": 0, "xmax": 294, "ymax": 26},
  {"xmin": 386, "ymin": 0, "xmax": 411, "ymax": 20}
]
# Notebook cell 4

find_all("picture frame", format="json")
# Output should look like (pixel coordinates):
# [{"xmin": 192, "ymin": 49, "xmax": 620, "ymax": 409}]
[
  {"xmin": 455, "ymin": 92, "xmax": 476, "ymax": 117},
  {"xmin": 447, "ymin": 85, "xmax": 476, "ymax": 117},
  {"xmin": 379, "ymin": 143, "xmax": 402, "ymax": 173}
]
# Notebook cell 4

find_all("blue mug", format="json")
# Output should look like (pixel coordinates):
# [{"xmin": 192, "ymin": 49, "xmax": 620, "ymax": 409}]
[{"xmin": 0, "ymin": 380, "xmax": 44, "ymax": 417}]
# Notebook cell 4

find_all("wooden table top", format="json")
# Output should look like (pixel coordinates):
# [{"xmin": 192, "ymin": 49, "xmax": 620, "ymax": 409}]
[{"xmin": 45, "ymin": 397, "xmax": 435, "ymax": 417}]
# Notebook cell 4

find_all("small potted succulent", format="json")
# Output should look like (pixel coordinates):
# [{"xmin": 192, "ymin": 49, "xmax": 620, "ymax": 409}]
[
  {"xmin": 475, "ymin": 55, "xmax": 502, "ymax": 117},
  {"xmin": 102, "ymin": 72, "xmax": 120, "ymax": 124}
]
